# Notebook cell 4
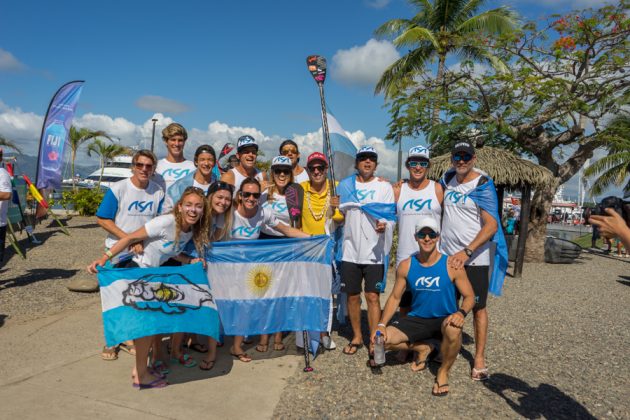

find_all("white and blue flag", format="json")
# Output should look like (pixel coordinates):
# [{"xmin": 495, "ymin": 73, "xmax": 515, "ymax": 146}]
[
  {"xmin": 97, "ymin": 263, "xmax": 220, "ymax": 347},
  {"xmin": 207, "ymin": 235, "xmax": 333, "ymax": 336},
  {"xmin": 326, "ymin": 108, "xmax": 357, "ymax": 181}
]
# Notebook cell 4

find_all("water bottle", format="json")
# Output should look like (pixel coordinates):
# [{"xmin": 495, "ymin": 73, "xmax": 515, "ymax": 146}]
[{"xmin": 373, "ymin": 330, "xmax": 386, "ymax": 365}]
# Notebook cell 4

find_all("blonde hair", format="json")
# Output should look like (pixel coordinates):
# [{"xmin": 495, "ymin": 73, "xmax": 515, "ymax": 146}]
[
  {"xmin": 132, "ymin": 149, "xmax": 157, "ymax": 166},
  {"xmin": 172, "ymin": 187, "xmax": 211, "ymax": 256},
  {"xmin": 208, "ymin": 191, "xmax": 234, "ymax": 241},
  {"xmin": 162, "ymin": 123, "xmax": 188, "ymax": 142}
]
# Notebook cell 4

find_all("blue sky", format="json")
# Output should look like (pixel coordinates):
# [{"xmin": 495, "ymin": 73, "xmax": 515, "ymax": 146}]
[{"xmin": 0, "ymin": 0, "xmax": 618, "ymax": 200}]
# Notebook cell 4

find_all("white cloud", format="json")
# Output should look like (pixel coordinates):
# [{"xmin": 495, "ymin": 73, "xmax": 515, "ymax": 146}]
[
  {"xmin": 0, "ymin": 48, "xmax": 26, "ymax": 72},
  {"xmin": 365, "ymin": 0, "xmax": 391, "ymax": 9},
  {"xmin": 0, "ymin": 101, "xmax": 401, "ymax": 180},
  {"xmin": 135, "ymin": 95, "xmax": 191, "ymax": 114},
  {"xmin": 331, "ymin": 39, "xmax": 400, "ymax": 88}
]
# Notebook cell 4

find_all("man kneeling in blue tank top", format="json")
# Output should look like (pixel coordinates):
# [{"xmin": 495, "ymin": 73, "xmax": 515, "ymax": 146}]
[{"xmin": 371, "ymin": 215, "xmax": 475, "ymax": 397}]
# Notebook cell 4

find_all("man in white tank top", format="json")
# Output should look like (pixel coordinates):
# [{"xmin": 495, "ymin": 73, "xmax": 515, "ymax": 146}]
[
  {"xmin": 220, "ymin": 135, "xmax": 267, "ymax": 194},
  {"xmin": 440, "ymin": 140, "xmax": 498, "ymax": 382}
]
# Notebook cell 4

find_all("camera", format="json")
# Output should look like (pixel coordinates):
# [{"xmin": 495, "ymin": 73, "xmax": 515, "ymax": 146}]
[{"xmin": 590, "ymin": 196, "xmax": 630, "ymax": 227}]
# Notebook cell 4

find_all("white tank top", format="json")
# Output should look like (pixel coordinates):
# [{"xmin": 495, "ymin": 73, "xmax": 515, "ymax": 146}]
[
  {"xmin": 440, "ymin": 174, "xmax": 490, "ymax": 266},
  {"xmin": 396, "ymin": 181, "xmax": 442, "ymax": 266},
  {"xmin": 230, "ymin": 167, "xmax": 264, "ymax": 195}
]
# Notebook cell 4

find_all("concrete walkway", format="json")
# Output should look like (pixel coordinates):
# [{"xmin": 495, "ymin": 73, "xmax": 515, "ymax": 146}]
[{"xmin": 0, "ymin": 296, "xmax": 301, "ymax": 419}]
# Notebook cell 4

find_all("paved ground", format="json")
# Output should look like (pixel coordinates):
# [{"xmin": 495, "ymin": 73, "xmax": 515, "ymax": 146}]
[{"xmin": 1, "ymin": 217, "xmax": 628, "ymax": 419}]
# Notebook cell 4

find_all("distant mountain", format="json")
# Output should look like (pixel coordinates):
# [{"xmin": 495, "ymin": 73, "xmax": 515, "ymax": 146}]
[{"xmin": 2, "ymin": 153, "xmax": 99, "ymax": 180}]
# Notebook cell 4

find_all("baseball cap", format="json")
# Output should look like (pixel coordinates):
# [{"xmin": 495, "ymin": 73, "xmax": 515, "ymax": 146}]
[
  {"xmin": 356, "ymin": 146, "xmax": 378, "ymax": 159},
  {"xmin": 452, "ymin": 141, "xmax": 475, "ymax": 156},
  {"xmin": 407, "ymin": 145, "xmax": 430, "ymax": 160},
  {"xmin": 270, "ymin": 155, "xmax": 292, "ymax": 169},
  {"xmin": 414, "ymin": 215, "xmax": 440, "ymax": 234},
  {"xmin": 237, "ymin": 135, "xmax": 258, "ymax": 152},
  {"xmin": 307, "ymin": 152, "xmax": 328, "ymax": 166}
]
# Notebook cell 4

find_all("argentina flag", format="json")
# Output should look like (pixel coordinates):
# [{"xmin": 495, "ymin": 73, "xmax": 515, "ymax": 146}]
[
  {"xmin": 97, "ymin": 263, "xmax": 220, "ymax": 347},
  {"xmin": 207, "ymin": 235, "xmax": 333, "ymax": 336},
  {"xmin": 326, "ymin": 108, "xmax": 357, "ymax": 180}
]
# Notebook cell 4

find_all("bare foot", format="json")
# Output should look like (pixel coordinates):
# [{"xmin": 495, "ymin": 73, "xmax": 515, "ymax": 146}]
[{"xmin": 410, "ymin": 344, "xmax": 433, "ymax": 372}]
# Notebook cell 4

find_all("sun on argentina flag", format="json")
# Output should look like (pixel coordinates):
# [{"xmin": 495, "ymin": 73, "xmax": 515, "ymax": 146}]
[
  {"xmin": 207, "ymin": 235, "xmax": 333, "ymax": 336},
  {"xmin": 97, "ymin": 263, "xmax": 220, "ymax": 347}
]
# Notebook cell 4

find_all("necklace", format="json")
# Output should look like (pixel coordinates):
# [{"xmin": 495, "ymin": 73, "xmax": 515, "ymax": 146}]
[{"xmin": 306, "ymin": 183, "xmax": 330, "ymax": 221}]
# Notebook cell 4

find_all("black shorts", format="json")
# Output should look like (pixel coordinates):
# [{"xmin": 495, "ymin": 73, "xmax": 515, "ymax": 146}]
[
  {"xmin": 390, "ymin": 316, "xmax": 445, "ymax": 343},
  {"xmin": 464, "ymin": 265, "xmax": 489, "ymax": 310},
  {"xmin": 115, "ymin": 259, "xmax": 139, "ymax": 268},
  {"xmin": 259, "ymin": 232, "xmax": 285, "ymax": 240},
  {"xmin": 340, "ymin": 262, "xmax": 384, "ymax": 294}
]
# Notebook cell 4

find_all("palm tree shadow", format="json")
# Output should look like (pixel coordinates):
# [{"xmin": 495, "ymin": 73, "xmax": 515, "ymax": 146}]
[
  {"xmin": 0, "ymin": 268, "xmax": 78, "ymax": 290},
  {"xmin": 483, "ymin": 373, "xmax": 596, "ymax": 419}
]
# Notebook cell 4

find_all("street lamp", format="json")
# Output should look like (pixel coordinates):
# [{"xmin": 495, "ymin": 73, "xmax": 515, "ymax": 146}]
[
  {"xmin": 150, "ymin": 118, "xmax": 158, "ymax": 152},
  {"xmin": 396, "ymin": 134, "xmax": 403, "ymax": 181}
]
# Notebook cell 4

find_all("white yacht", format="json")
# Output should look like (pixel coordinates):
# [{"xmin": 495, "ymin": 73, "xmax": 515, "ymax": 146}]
[{"xmin": 63, "ymin": 155, "xmax": 133, "ymax": 190}]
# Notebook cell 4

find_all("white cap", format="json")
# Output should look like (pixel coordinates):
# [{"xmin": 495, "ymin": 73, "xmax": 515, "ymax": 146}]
[
  {"xmin": 237, "ymin": 135, "xmax": 258, "ymax": 152},
  {"xmin": 414, "ymin": 215, "xmax": 440, "ymax": 234},
  {"xmin": 356, "ymin": 146, "xmax": 378, "ymax": 158},
  {"xmin": 271, "ymin": 155, "xmax": 292, "ymax": 168},
  {"xmin": 408, "ymin": 145, "xmax": 430, "ymax": 160}
]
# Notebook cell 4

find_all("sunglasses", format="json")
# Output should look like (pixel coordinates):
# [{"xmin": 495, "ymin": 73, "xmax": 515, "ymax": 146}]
[
  {"xmin": 358, "ymin": 156, "xmax": 377, "ymax": 163},
  {"xmin": 408, "ymin": 160, "xmax": 429, "ymax": 168},
  {"xmin": 273, "ymin": 168, "xmax": 291, "ymax": 175},
  {"xmin": 208, "ymin": 181, "xmax": 235, "ymax": 195},
  {"xmin": 134, "ymin": 162, "xmax": 154, "ymax": 170},
  {"xmin": 239, "ymin": 149, "xmax": 257, "ymax": 155},
  {"xmin": 415, "ymin": 231, "xmax": 439, "ymax": 239},
  {"xmin": 308, "ymin": 165, "xmax": 327, "ymax": 173},
  {"xmin": 281, "ymin": 148, "xmax": 298, "ymax": 155},
  {"xmin": 241, "ymin": 192, "xmax": 261, "ymax": 199},
  {"xmin": 452, "ymin": 153, "xmax": 473, "ymax": 162}
]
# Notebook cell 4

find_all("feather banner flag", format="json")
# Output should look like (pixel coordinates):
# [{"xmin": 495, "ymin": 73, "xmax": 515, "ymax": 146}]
[
  {"xmin": 97, "ymin": 263, "xmax": 219, "ymax": 347},
  {"xmin": 207, "ymin": 235, "xmax": 333, "ymax": 336}
]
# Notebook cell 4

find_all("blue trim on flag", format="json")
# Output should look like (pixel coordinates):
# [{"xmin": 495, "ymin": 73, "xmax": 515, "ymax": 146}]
[
  {"xmin": 215, "ymin": 296, "xmax": 330, "ymax": 336},
  {"xmin": 207, "ymin": 235, "xmax": 333, "ymax": 264},
  {"xmin": 103, "ymin": 306, "xmax": 219, "ymax": 347}
]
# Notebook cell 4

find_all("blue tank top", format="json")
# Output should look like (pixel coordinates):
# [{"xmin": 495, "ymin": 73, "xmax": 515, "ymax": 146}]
[{"xmin": 407, "ymin": 253, "xmax": 457, "ymax": 318}]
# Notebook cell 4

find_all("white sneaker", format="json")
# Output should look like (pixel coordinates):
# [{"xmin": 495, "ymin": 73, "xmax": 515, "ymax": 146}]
[{"xmin": 322, "ymin": 336, "xmax": 337, "ymax": 350}]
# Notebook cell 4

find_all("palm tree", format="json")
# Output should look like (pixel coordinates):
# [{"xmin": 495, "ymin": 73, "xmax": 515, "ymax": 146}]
[
  {"xmin": 584, "ymin": 114, "xmax": 630, "ymax": 196},
  {"xmin": 86, "ymin": 139, "xmax": 131, "ymax": 188},
  {"xmin": 0, "ymin": 134, "xmax": 22, "ymax": 153},
  {"xmin": 68, "ymin": 126, "xmax": 112, "ymax": 190},
  {"xmin": 374, "ymin": 0, "xmax": 517, "ymax": 130}
]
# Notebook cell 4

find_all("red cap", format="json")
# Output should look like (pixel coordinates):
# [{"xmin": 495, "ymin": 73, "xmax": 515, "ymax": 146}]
[{"xmin": 307, "ymin": 152, "xmax": 328, "ymax": 166}]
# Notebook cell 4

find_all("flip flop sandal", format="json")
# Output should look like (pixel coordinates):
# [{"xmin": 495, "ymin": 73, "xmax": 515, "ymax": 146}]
[
  {"xmin": 118, "ymin": 343, "xmax": 136, "ymax": 356},
  {"xmin": 187, "ymin": 342, "xmax": 209, "ymax": 353},
  {"xmin": 432, "ymin": 379, "xmax": 449, "ymax": 397},
  {"xmin": 199, "ymin": 359, "xmax": 216, "ymax": 371},
  {"xmin": 231, "ymin": 352, "xmax": 252, "ymax": 363},
  {"xmin": 342, "ymin": 342, "xmax": 363, "ymax": 355},
  {"xmin": 471, "ymin": 367, "xmax": 490, "ymax": 381},
  {"xmin": 255, "ymin": 344, "xmax": 269, "ymax": 352},
  {"xmin": 101, "ymin": 346, "xmax": 118, "ymax": 361},
  {"xmin": 273, "ymin": 342, "xmax": 286, "ymax": 351},
  {"xmin": 170, "ymin": 353, "xmax": 197, "ymax": 368},
  {"xmin": 133, "ymin": 378, "xmax": 168, "ymax": 390}
]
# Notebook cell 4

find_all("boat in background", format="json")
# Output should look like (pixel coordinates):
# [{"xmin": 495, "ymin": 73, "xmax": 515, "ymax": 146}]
[{"xmin": 62, "ymin": 155, "xmax": 132, "ymax": 190}]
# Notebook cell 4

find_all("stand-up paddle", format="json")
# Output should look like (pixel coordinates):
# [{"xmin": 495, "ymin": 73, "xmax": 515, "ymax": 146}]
[
  {"xmin": 306, "ymin": 55, "xmax": 344, "ymax": 223},
  {"xmin": 285, "ymin": 182, "xmax": 313, "ymax": 372},
  {"xmin": 217, "ymin": 142, "xmax": 235, "ymax": 173}
]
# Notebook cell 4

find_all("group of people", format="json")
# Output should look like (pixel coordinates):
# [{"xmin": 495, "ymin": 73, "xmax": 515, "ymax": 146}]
[{"xmin": 86, "ymin": 122, "xmax": 503, "ymax": 397}]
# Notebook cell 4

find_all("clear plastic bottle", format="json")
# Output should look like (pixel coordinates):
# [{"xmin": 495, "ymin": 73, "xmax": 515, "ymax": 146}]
[{"xmin": 373, "ymin": 330, "xmax": 386, "ymax": 365}]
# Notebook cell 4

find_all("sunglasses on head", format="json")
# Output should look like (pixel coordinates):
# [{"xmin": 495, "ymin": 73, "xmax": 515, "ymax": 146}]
[
  {"xmin": 208, "ymin": 181, "xmax": 235, "ymax": 195},
  {"xmin": 308, "ymin": 165, "xmax": 327, "ymax": 173},
  {"xmin": 134, "ymin": 162, "xmax": 154, "ymax": 170},
  {"xmin": 273, "ymin": 168, "xmax": 291, "ymax": 175},
  {"xmin": 241, "ymin": 191, "xmax": 261, "ymax": 199},
  {"xmin": 408, "ymin": 160, "xmax": 429, "ymax": 168},
  {"xmin": 452, "ymin": 153, "xmax": 473, "ymax": 162},
  {"xmin": 415, "ymin": 230, "xmax": 438, "ymax": 239}
]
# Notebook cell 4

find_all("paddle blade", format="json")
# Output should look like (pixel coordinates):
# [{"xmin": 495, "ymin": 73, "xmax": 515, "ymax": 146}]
[
  {"xmin": 285, "ymin": 183, "xmax": 303, "ymax": 226},
  {"xmin": 217, "ymin": 142, "xmax": 235, "ymax": 172},
  {"xmin": 306, "ymin": 55, "xmax": 326, "ymax": 84}
]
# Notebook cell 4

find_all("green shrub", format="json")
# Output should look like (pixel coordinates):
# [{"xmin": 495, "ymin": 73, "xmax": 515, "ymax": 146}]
[{"xmin": 62, "ymin": 188, "xmax": 104, "ymax": 216}]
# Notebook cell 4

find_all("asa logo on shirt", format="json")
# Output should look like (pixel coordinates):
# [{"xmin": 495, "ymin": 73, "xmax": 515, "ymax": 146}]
[
  {"xmin": 445, "ymin": 191, "xmax": 471, "ymax": 205},
  {"xmin": 354, "ymin": 189, "xmax": 375, "ymax": 202},
  {"xmin": 232, "ymin": 226, "xmax": 260, "ymax": 238},
  {"xmin": 402, "ymin": 198, "xmax": 432, "ymax": 212},
  {"xmin": 128, "ymin": 201, "xmax": 154, "ymax": 212},
  {"xmin": 162, "ymin": 168, "xmax": 191, "ymax": 180},
  {"xmin": 414, "ymin": 276, "xmax": 440, "ymax": 290},
  {"xmin": 262, "ymin": 201, "xmax": 287, "ymax": 213},
  {"xmin": 162, "ymin": 240, "xmax": 188, "ymax": 251}
]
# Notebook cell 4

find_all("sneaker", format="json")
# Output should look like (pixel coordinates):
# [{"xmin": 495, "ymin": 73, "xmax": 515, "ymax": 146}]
[{"xmin": 322, "ymin": 336, "xmax": 337, "ymax": 350}]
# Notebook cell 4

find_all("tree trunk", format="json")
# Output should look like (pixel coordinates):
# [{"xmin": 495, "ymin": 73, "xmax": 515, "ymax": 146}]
[
  {"xmin": 71, "ymin": 149, "xmax": 77, "ymax": 191},
  {"xmin": 525, "ymin": 178, "xmax": 560, "ymax": 262}
]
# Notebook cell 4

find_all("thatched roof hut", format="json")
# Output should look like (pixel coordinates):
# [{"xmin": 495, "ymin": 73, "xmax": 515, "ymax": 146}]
[{"xmin": 427, "ymin": 146, "xmax": 553, "ymax": 190}]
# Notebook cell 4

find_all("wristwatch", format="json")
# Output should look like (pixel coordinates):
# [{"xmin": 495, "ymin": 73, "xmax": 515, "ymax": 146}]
[{"xmin": 464, "ymin": 247, "xmax": 474, "ymax": 257}]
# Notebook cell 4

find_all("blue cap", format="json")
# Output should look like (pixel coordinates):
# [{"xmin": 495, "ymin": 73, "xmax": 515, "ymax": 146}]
[{"xmin": 237, "ymin": 135, "xmax": 258, "ymax": 152}]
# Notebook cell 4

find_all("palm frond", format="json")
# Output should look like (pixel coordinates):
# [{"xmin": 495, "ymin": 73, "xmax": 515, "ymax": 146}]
[
  {"xmin": 393, "ymin": 27, "xmax": 439, "ymax": 49},
  {"xmin": 456, "ymin": 8, "xmax": 518, "ymax": 35},
  {"xmin": 375, "ymin": 45, "xmax": 435, "ymax": 97},
  {"xmin": 0, "ymin": 134, "xmax": 22, "ymax": 153},
  {"xmin": 374, "ymin": 18, "xmax": 413, "ymax": 38}
]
